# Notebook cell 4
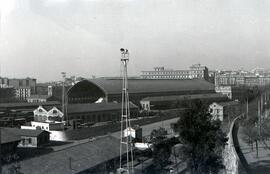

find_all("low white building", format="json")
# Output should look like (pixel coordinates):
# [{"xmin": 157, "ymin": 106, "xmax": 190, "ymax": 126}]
[
  {"xmin": 27, "ymin": 95, "xmax": 50, "ymax": 103},
  {"xmin": 34, "ymin": 106, "xmax": 64, "ymax": 123},
  {"xmin": 22, "ymin": 106, "xmax": 65, "ymax": 131},
  {"xmin": 215, "ymin": 86, "xmax": 232, "ymax": 99},
  {"xmin": 30, "ymin": 121, "xmax": 64, "ymax": 131},
  {"xmin": 209, "ymin": 101, "xmax": 240, "ymax": 122}
]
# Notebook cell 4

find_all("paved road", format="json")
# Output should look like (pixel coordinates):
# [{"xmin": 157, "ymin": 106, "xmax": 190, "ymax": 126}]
[{"xmin": 238, "ymin": 126, "xmax": 270, "ymax": 174}]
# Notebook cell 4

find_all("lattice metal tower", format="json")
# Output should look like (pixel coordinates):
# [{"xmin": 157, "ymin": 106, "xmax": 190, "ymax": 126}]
[{"xmin": 118, "ymin": 48, "xmax": 134, "ymax": 174}]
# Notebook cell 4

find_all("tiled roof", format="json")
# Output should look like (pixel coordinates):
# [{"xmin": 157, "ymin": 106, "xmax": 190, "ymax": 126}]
[
  {"xmin": 3, "ymin": 128, "xmax": 49, "ymax": 137},
  {"xmin": 1, "ymin": 128, "xmax": 21, "ymax": 144},
  {"xmin": 4, "ymin": 136, "xmax": 125, "ymax": 174},
  {"xmin": 67, "ymin": 102, "xmax": 138, "ymax": 114}
]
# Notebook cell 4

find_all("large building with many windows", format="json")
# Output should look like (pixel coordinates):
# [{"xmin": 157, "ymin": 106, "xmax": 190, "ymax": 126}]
[
  {"xmin": 0, "ymin": 77, "xmax": 37, "ymax": 100},
  {"xmin": 140, "ymin": 64, "xmax": 209, "ymax": 80}
]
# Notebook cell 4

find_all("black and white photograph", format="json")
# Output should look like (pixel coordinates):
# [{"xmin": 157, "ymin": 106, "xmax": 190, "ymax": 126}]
[{"xmin": 0, "ymin": 0, "xmax": 270, "ymax": 173}]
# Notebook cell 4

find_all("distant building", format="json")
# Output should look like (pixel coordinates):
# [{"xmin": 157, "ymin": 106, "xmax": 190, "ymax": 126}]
[
  {"xmin": 67, "ymin": 102, "xmax": 139, "ymax": 128},
  {"xmin": 8, "ymin": 78, "xmax": 37, "ymax": 94},
  {"xmin": 27, "ymin": 95, "xmax": 50, "ymax": 103},
  {"xmin": 0, "ymin": 77, "xmax": 37, "ymax": 100},
  {"xmin": 0, "ymin": 101, "xmax": 61, "ymax": 127},
  {"xmin": 209, "ymin": 101, "xmax": 241, "ymax": 122},
  {"xmin": 34, "ymin": 106, "xmax": 64, "ymax": 123},
  {"xmin": 0, "ymin": 77, "xmax": 9, "ymax": 88},
  {"xmin": 3, "ymin": 128, "xmax": 50, "ymax": 148},
  {"xmin": 15, "ymin": 87, "xmax": 31, "ymax": 100},
  {"xmin": 0, "ymin": 87, "xmax": 16, "ymax": 103},
  {"xmin": 215, "ymin": 71, "xmax": 270, "ymax": 87},
  {"xmin": 141, "ymin": 64, "xmax": 209, "ymax": 80},
  {"xmin": 140, "ymin": 93, "xmax": 229, "ymax": 111},
  {"xmin": 30, "ymin": 121, "xmax": 64, "ymax": 131},
  {"xmin": 215, "ymin": 86, "xmax": 232, "ymax": 99},
  {"xmin": 66, "ymin": 78, "xmax": 215, "ymax": 105}
]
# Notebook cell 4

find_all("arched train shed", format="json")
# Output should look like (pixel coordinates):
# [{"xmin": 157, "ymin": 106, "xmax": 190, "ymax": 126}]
[{"xmin": 67, "ymin": 78, "xmax": 215, "ymax": 104}]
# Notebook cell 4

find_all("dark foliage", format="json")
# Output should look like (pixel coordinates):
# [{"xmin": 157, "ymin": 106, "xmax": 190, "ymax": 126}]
[{"xmin": 173, "ymin": 99, "xmax": 228, "ymax": 174}]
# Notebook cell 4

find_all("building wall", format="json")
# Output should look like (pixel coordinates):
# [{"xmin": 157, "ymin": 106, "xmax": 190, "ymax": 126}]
[
  {"xmin": 31, "ymin": 121, "xmax": 64, "ymax": 131},
  {"xmin": 209, "ymin": 103, "xmax": 241, "ymax": 122},
  {"xmin": 18, "ymin": 136, "xmax": 38, "ymax": 148},
  {"xmin": 141, "ymin": 64, "xmax": 209, "ymax": 80},
  {"xmin": 0, "ymin": 88, "xmax": 16, "ymax": 103},
  {"xmin": 9, "ymin": 78, "xmax": 36, "ymax": 94},
  {"xmin": 209, "ymin": 103, "xmax": 224, "ymax": 121},
  {"xmin": 140, "ymin": 101, "xmax": 150, "ymax": 111},
  {"xmin": 68, "ymin": 108, "xmax": 139, "ymax": 125},
  {"xmin": 215, "ymin": 86, "xmax": 232, "ymax": 99},
  {"xmin": 16, "ymin": 88, "xmax": 31, "ymax": 100},
  {"xmin": 27, "ymin": 98, "xmax": 47, "ymax": 103},
  {"xmin": 216, "ymin": 73, "xmax": 270, "ymax": 87}
]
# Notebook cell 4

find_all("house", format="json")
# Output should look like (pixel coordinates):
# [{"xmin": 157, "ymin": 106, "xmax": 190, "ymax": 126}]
[
  {"xmin": 21, "ymin": 106, "xmax": 65, "ymax": 131},
  {"xmin": 209, "ymin": 101, "xmax": 241, "ymax": 122},
  {"xmin": 26, "ymin": 95, "xmax": 50, "ymax": 103},
  {"xmin": 3, "ymin": 128, "xmax": 50, "ymax": 148},
  {"xmin": 34, "ymin": 106, "xmax": 64, "ymax": 123}
]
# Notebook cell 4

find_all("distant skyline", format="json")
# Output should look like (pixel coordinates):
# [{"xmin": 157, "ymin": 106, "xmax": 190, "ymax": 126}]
[{"xmin": 1, "ymin": 0, "xmax": 270, "ymax": 82}]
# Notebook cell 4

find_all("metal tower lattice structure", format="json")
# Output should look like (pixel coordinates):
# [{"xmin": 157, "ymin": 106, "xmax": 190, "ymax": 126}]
[{"xmin": 118, "ymin": 48, "xmax": 134, "ymax": 174}]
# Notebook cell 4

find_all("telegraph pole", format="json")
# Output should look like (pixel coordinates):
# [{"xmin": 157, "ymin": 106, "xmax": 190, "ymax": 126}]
[{"xmin": 61, "ymin": 72, "xmax": 67, "ymax": 125}]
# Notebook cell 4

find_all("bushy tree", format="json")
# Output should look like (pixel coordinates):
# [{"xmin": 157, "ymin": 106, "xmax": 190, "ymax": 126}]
[
  {"xmin": 150, "ymin": 127, "xmax": 171, "ymax": 171},
  {"xmin": 173, "ymin": 100, "xmax": 228, "ymax": 174}
]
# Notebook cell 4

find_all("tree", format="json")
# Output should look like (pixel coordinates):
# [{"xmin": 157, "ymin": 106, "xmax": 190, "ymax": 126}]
[
  {"xmin": 150, "ymin": 127, "xmax": 171, "ymax": 171},
  {"xmin": 173, "ymin": 99, "xmax": 228, "ymax": 174}
]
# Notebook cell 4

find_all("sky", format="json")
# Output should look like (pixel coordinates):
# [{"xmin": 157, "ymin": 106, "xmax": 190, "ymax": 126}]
[{"xmin": 0, "ymin": 0, "xmax": 270, "ymax": 82}]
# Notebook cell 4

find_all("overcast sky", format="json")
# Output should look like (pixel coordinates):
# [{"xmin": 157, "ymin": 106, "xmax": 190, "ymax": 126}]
[{"xmin": 0, "ymin": 0, "xmax": 270, "ymax": 82}]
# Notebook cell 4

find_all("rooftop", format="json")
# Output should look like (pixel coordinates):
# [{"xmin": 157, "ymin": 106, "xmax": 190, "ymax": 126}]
[
  {"xmin": 0, "ymin": 101, "xmax": 60, "ymax": 109},
  {"xmin": 88, "ymin": 78, "xmax": 215, "ymax": 94},
  {"xmin": 1, "ymin": 128, "xmax": 21, "ymax": 144},
  {"xmin": 141, "ymin": 93, "xmax": 228, "ymax": 102},
  {"xmin": 3, "ymin": 135, "xmax": 124, "ymax": 174},
  {"xmin": 67, "ymin": 102, "xmax": 138, "ymax": 114},
  {"xmin": 3, "ymin": 127, "xmax": 49, "ymax": 137}
]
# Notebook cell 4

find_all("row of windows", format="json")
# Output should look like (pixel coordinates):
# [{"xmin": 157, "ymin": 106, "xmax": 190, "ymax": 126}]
[
  {"xmin": 143, "ymin": 70, "xmax": 204, "ymax": 75},
  {"xmin": 69, "ymin": 113, "xmax": 117, "ymax": 122},
  {"xmin": 143, "ymin": 71, "xmax": 189, "ymax": 75},
  {"xmin": 143, "ymin": 74, "xmax": 202, "ymax": 79}
]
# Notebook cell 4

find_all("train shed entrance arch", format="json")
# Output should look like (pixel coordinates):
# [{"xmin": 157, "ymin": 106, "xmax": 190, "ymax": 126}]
[{"xmin": 67, "ymin": 80, "xmax": 106, "ymax": 104}]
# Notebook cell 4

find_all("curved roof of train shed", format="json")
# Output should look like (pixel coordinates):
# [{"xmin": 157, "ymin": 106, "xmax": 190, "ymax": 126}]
[{"xmin": 67, "ymin": 78, "xmax": 215, "ymax": 96}]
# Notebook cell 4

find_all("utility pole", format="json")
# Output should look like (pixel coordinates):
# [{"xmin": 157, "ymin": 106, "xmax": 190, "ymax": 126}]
[
  {"xmin": 118, "ymin": 48, "xmax": 134, "ymax": 174},
  {"xmin": 246, "ymin": 97, "xmax": 249, "ymax": 119},
  {"xmin": 61, "ymin": 72, "xmax": 67, "ymax": 126}
]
